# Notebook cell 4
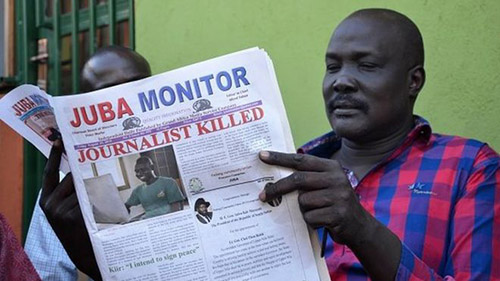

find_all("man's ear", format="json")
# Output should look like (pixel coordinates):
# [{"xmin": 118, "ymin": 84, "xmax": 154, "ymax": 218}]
[{"xmin": 408, "ymin": 65, "xmax": 425, "ymax": 100}]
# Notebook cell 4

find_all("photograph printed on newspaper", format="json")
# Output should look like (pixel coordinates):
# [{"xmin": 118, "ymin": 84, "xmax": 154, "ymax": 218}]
[{"xmin": 1, "ymin": 48, "xmax": 329, "ymax": 281}]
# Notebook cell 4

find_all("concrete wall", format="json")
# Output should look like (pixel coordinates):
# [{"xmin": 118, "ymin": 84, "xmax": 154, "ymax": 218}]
[{"xmin": 136, "ymin": 0, "xmax": 500, "ymax": 150}]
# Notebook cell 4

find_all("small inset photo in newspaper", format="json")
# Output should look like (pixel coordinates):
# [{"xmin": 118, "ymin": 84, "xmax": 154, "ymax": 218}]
[
  {"xmin": 80, "ymin": 145, "xmax": 188, "ymax": 229},
  {"xmin": 17, "ymin": 93, "xmax": 62, "ymax": 144},
  {"xmin": 193, "ymin": 197, "xmax": 213, "ymax": 224}
]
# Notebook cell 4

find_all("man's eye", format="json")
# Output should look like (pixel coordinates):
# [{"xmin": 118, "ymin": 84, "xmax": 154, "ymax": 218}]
[
  {"xmin": 326, "ymin": 64, "xmax": 341, "ymax": 73},
  {"xmin": 359, "ymin": 62, "xmax": 377, "ymax": 70}
]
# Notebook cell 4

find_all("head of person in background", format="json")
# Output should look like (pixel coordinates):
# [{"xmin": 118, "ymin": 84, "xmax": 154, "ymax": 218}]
[
  {"xmin": 194, "ymin": 198, "xmax": 212, "ymax": 224},
  {"xmin": 80, "ymin": 45, "xmax": 151, "ymax": 92},
  {"xmin": 37, "ymin": 46, "xmax": 153, "ymax": 281},
  {"xmin": 43, "ymin": 45, "xmax": 150, "ymax": 142}
]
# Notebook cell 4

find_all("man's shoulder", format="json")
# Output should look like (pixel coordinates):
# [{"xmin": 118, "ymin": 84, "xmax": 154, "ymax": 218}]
[
  {"xmin": 427, "ymin": 132, "xmax": 500, "ymax": 168},
  {"xmin": 131, "ymin": 184, "xmax": 145, "ymax": 194},
  {"xmin": 429, "ymin": 132, "xmax": 493, "ymax": 155},
  {"xmin": 415, "ymin": 115, "xmax": 493, "ymax": 154},
  {"xmin": 157, "ymin": 177, "xmax": 180, "ymax": 188},
  {"xmin": 430, "ymin": 132, "xmax": 485, "ymax": 147},
  {"xmin": 157, "ymin": 176, "xmax": 176, "ymax": 183}
]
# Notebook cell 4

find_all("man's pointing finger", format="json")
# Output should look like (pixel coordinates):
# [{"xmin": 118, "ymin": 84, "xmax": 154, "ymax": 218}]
[{"xmin": 259, "ymin": 150, "xmax": 338, "ymax": 172}]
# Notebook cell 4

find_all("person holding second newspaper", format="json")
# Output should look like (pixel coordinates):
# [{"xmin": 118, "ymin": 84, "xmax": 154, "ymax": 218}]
[
  {"xmin": 38, "ymin": 8, "xmax": 500, "ymax": 281},
  {"xmin": 27, "ymin": 46, "xmax": 152, "ymax": 281}
]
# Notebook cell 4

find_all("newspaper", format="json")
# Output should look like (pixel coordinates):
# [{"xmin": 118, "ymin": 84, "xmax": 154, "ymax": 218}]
[{"xmin": 0, "ymin": 48, "xmax": 329, "ymax": 281}]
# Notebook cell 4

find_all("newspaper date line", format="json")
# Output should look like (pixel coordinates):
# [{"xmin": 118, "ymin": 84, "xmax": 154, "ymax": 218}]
[{"xmin": 77, "ymin": 106, "xmax": 264, "ymax": 163}]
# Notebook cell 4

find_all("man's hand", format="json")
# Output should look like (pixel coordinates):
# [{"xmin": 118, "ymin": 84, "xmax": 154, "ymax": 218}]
[
  {"xmin": 258, "ymin": 150, "xmax": 401, "ymax": 281},
  {"xmin": 39, "ymin": 139, "xmax": 102, "ymax": 281},
  {"xmin": 171, "ymin": 201, "xmax": 184, "ymax": 212},
  {"xmin": 258, "ymin": 150, "xmax": 375, "ymax": 246}
]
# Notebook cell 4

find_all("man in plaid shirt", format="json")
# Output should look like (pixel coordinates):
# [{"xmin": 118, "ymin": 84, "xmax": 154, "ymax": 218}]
[{"xmin": 259, "ymin": 8, "xmax": 500, "ymax": 281}]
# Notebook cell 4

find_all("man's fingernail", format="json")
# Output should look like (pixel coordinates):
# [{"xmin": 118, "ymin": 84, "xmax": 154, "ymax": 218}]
[
  {"xmin": 259, "ymin": 151, "xmax": 270, "ymax": 159},
  {"xmin": 259, "ymin": 190, "xmax": 266, "ymax": 201}
]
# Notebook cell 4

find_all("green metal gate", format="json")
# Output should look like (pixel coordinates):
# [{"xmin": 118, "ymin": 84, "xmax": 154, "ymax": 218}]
[{"xmin": 15, "ymin": 0, "xmax": 135, "ymax": 239}]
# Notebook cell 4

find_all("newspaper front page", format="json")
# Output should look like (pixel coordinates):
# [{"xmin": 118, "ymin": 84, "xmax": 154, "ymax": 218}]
[
  {"xmin": 0, "ymin": 85, "xmax": 70, "ymax": 173},
  {"xmin": 1, "ymin": 48, "xmax": 329, "ymax": 281}
]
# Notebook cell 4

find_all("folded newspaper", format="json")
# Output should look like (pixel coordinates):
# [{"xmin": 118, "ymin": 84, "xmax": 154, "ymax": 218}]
[{"xmin": 0, "ymin": 48, "xmax": 330, "ymax": 281}]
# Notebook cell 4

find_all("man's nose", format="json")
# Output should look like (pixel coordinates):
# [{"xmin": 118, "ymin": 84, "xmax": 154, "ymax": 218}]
[{"xmin": 332, "ymin": 75, "xmax": 357, "ymax": 94}]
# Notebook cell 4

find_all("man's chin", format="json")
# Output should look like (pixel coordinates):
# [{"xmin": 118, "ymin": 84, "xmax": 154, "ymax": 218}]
[
  {"xmin": 330, "ymin": 117, "xmax": 367, "ymax": 138},
  {"xmin": 331, "ymin": 113, "xmax": 359, "ymax": 125}
]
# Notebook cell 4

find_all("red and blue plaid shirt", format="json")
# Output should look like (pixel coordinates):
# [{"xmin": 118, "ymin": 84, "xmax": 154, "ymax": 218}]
[{"xmin": 299, "ymin": 116, "xmax": 500, "ymax": 281}]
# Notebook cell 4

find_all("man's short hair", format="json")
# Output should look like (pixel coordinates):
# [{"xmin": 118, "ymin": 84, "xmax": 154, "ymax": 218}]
[
  {"xmin": 80, "ymin": 45, "xmax": 152, "ymax": 92},
  {"xmin": 346, "ymin": 8, "xmax": 424, "ymax": 68},
  {"xmin": 135, "ymin": 156, "xmax": 154, "ymax": 167}
]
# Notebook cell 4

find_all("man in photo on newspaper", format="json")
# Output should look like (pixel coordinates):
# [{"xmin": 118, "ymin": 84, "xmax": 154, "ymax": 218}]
[
  {"xmin": 29, "ymin": 46, "xmax": 152, "ymax": 281},
  {"xmin": 125, "ymin": 156, "xmax": 185, "ymax": 219},
  {"xmin": 194, "ymin": 198, "xmax": 212, "ymax": 224},
  {"xmin": 38, "ymin": 8, "xmax": 500, "ymax": 281},
  {"xmin": 258, "ymin": 8, "xmax": 500, "ymax": 281}
]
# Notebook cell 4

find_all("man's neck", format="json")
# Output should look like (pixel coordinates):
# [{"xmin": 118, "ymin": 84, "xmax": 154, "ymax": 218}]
[
  {"xmin": 145, "ymin": 176, "xmax": 159, "ymax": 186},
  {"xmin": 334, "ymin": 118, "xmax": 414, "ymax": 179}
]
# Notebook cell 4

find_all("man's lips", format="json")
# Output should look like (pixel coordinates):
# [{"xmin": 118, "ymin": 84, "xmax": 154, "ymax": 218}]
[
  {"xmin": 327, "ymin": 96, "xmax": 368, "ymax": 115},
  {"xmin": 332, "ymin": 108, "xmax": 360, "ymax": 115},
  {"xmin": 328, "ymin": 102, "xmax": 361, "ymax": 113}
]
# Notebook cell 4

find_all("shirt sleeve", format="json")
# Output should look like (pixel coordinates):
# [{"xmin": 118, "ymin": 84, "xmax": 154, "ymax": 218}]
[
  {"xmin": 125, "ymin": 186, "xmax": 141, "ymax": 206},
  {"xmin": 0, "ymin": 214, "xmax": 41, "ymax": 281},
  {"xmin": 396, "ymin": 145, "xmax": 500, "ymax": 280},
  {"xmin": 24, "ymin": 191, "xmax": 78, "ymax": 281},
  {"xmin": 164, "ymin": 178, "xmax": 185, "ymax": 204}
]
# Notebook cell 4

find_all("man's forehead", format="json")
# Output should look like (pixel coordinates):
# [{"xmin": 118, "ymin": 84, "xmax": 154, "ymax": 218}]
[
  {"xmin": 337, "ymin": 16, "xmax": 392, "ymax": 35},
  {"xmin": 327, "ymin": 16, "xmax": 402, "ymax": 57},
  {"xmin": 135, "ymin": 162, "xmax": 151, "ymax": 169}
]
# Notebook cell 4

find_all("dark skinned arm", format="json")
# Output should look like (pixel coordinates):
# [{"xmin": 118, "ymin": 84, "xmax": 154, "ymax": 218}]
[
  {"xmin": 125, "ymin": 203, "xmax": 131, "ymax": 213},
  {"xmin": 259, "ymin": 151, "xmax": 401, "ymax": 281},
  {"xmin": 39, "ymin": 139, "xmax": 102, "ymax": 281}
]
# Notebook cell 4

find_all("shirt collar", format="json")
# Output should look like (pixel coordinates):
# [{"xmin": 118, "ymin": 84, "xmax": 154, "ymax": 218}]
[{"xmin": 297, "ymin": 115, "xmax": 432, "ymax": 158}]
